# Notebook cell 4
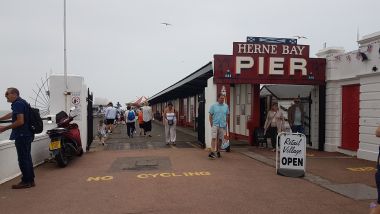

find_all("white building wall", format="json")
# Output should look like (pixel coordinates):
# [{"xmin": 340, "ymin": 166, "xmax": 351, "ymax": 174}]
[
  {"xmin": 324, "ymin": 79, "xmax": 360, "ymax": 153},
  {"xmin": 205, "ymin": 77, "xmax": 217, "ymax": 149},
  {"xmin": 318, "ymin": 31, "xmax": 380, "ymax": 161},
  {"xmin": 49, "ymin": 74, "xmax": 88, "ymax": 153},
  {"xmin": 358, "ymin": 74, "xmax": 380, "ymax": 160}
]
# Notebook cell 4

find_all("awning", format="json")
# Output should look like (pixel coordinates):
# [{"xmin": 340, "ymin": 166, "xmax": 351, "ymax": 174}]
[
  {"xmin": 148, "ymin": 62, "xmax": 213, "ymax": 104},
  {"xmin": 260, "ymin": 84, "xmax": 314, "ymax": 99}
]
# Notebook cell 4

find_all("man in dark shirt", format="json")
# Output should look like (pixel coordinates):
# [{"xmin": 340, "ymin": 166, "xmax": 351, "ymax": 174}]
[{"xmin": 0, "ymin": 87, "xmax": 35, "ymax": 189}]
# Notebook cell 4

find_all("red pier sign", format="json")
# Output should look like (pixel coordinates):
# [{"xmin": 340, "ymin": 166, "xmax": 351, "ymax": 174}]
[{"xmin": 214, "ymin": 42, "xmax": 326, "ymax": 85}]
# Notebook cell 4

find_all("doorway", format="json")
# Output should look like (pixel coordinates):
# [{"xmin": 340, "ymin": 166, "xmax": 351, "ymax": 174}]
[{"xmin": 341, "ymin": 84, "xmax": 360, "ymax": 151}]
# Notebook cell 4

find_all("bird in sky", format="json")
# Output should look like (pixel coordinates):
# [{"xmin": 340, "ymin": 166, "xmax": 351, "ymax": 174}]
[
  {"xmin": 161, "ymin": 22, "xmax": 172, "ymax": 26},
  {"xmin": 293, "ymin": 35, "xmax": 308, "ymax": 39}
]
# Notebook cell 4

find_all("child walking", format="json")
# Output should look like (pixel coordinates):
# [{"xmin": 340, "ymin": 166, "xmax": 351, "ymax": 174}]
[{"xmin": 97, "ymin": 120, "xmax": 107, "ymax": 146}]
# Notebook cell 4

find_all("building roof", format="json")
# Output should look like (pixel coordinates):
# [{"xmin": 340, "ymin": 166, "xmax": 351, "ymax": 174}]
[
  {"xmin": 148, "ymin": 62, "xmax": 213, "ymax": 104},
  {"xmin": 133, "ymin": 96, "xmax": 148, "ymax": 106}
]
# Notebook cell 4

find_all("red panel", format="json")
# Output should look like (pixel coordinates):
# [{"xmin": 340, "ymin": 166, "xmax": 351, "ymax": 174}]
[{"xmin": 341, "ymin": 85, "xmax": 360, "ymax": 151}]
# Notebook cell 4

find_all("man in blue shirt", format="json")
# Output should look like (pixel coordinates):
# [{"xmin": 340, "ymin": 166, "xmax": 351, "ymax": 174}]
[
  {"xmin": 0, "ymin": 87, "xmax": 35, "ymax": 189},
  {"xmin": 208, "ymin": 93, "xmax": 229, "ymax": 159}
]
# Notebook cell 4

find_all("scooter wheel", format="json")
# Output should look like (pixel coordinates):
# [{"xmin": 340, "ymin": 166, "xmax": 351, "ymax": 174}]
[{"xmin": 55, "ymin": 149, "xmax": 68, "ymax": 168}]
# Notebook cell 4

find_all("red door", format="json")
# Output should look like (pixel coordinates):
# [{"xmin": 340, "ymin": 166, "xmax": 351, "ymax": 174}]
[{"xmin": 341, "ymin": 84, "xmax": 360, "ymax": 151}]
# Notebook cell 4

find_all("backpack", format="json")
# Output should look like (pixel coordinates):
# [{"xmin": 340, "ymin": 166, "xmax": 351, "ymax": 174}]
[
  {"xmin": 127, "ymin": 111, "xmax": 135, "ymax": 121},
  {"xmin": 23, "ymin": 100, "xmax": 43, "ymax": 134}
]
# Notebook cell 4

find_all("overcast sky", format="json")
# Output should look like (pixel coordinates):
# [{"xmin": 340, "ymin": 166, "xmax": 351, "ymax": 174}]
[{"xmin": 1, "ymin": 0, "xmax": 380, "ymax": 110}]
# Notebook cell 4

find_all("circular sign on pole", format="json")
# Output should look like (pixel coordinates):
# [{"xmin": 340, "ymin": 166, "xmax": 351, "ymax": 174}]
[
  {"xmin": 276, "ymin": 132, "xmax": 306, "ymax": 178},
  {"xmin": 72, "ymin": 96, "xmax": 80, "ymax": 105}
]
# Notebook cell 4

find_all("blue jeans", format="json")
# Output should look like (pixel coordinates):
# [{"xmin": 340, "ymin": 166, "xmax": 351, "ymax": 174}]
[
  {"xmin": 15, "ymin": 135, "xmax": 35, "ymax": 183},
  {"xmin": 291, "ymin": 125, "xmax": 304, "ymax": 134}
]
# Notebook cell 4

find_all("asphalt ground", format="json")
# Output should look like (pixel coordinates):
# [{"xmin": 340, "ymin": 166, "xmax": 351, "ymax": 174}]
[
  {"xmin": 247, "ymin": 147, "xmax": 377, "ymax": 188},
  {"xmin": 0, "ymin": 122, "xmax": 372, "ymax": 214}
]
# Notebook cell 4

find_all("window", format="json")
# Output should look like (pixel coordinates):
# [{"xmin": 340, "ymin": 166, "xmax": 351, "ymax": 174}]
[{"xmin": 236, "ymin": 116, "xmax": 240, "ymax": 125}]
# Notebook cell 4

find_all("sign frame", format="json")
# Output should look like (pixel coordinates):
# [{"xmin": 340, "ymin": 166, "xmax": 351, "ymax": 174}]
[{"xmin": 276, "ymin": 132, "xmax": 307, "ymax": 178}]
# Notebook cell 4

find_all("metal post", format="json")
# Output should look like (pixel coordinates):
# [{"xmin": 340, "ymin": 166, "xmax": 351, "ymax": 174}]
[{"xmin": 64, "ymin": 0, "xmax": 68, "ymax": 112}]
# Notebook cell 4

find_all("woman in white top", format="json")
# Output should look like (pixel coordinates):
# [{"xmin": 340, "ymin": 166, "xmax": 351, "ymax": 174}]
[
  {"xmin": 163, "ymin": 102, "xmax": 177, "ymax": 145},
  {"xmin": 264, "ymin": 102, "xmax": 284, "ymax": 151}
]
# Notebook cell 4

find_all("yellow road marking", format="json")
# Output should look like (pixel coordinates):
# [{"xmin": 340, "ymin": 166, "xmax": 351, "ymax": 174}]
[
  {"xmin": 346, "ymin": 167, "xmax": 376, "ymax": 172},
  {"xmin": 137, "ymin": 171, "xmax": 211, "ymax": 179},
  {"xmin": 87, "ymin": 175, "xmax": 114, "ymax": 182}
]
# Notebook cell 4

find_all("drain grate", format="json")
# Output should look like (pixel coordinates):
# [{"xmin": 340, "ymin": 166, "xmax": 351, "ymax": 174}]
[{"xmin": 109, "ymin": 156, "xmax": 171, "ymax": 172}]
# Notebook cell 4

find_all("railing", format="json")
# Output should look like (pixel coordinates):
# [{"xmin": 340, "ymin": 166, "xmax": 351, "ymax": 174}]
[{"xmin": 0, "ymin": 117, "xmax": 55, "ymax": 184}]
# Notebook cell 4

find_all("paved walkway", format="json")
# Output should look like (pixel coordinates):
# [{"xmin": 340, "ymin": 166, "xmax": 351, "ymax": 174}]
[{"xmin": 0, "ymin": 122, "xmax": 374, "ymax": 214}]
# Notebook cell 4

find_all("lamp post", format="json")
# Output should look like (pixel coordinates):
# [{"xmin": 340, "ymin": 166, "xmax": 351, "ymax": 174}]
[{"xmin": 63, "ymin": 0, "xmax": 69, "ymax": 112}]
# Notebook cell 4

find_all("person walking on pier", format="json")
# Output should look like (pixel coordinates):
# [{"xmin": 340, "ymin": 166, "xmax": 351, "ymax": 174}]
[
  {"xmin": 142, "ymin": 102, "xmax": 153, "ymax": 137},
  {"xmin": 163, "ymin": 102, "xmax": 177, "ymax": 145},
  {"xmin": 97, "ymin": 119, "xmax": 107, "ymax": 146},
  {"xmin": 288, "ymin": 97, "xmax": 305, "ymax": 134},
  {"xmin": 0, "ymin": 87, "xmax": 35, "ymax": 189},
  {"xmin": 264, "ymin": 102, "xmax": 284, "ymax": 152},
  {"xmin": 104, "ymin": 102, "xmax": 117, "ymax": 134},
  {"xmin": 125, "ymin": 105, "xmax": 136, "ymax": 138},
  {"xmin": 208, "ymin": 93, "xmax": 229, "ymax": 159},
  {"xmin": 137, "ymin": 108, "xmax": 145, "ymax": 136}
]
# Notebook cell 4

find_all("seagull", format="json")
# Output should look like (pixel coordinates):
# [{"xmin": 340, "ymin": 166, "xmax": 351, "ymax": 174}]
[
  {"xmin": 293, "ymin": 35, "xmax": 308, "ymax": 39},
  {"xmin": 161, "ymin": 22, "xmax": 172, "ymax": 27}
]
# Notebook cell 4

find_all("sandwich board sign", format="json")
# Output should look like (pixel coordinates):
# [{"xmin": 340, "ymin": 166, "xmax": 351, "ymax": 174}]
[{"xmin": 276, "ymin": 132, "xmax": 306, "ymax": 178}]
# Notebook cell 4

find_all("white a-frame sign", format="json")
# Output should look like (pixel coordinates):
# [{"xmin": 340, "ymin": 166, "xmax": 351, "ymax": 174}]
[{"xmin": 276, "ymin": 132, "xmax": 307, "ymax": 178}]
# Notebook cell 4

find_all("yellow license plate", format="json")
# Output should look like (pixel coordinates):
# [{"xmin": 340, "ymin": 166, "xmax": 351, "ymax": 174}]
[{"xmin": 49, "ymin": 140, "xmax": 61, "ymax": 150}]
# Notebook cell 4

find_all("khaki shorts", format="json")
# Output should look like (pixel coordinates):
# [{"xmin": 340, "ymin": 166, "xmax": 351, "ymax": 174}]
[{"xmin": 211, "ymin": 126, "xmax": 226, "ymax": 140}]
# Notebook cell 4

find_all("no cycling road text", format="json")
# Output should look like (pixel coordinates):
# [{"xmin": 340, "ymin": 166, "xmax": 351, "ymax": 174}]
[{"xmin": 87, "ymin": 171, "xmax": 212, "ymax": 182}]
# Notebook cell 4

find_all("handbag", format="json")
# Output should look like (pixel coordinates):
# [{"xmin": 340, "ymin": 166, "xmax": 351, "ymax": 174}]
[
  {"xmin": 167, "ymin": 119, "xmax": 174, "ymax": 126},
  {"xmin": 221, "ymin": 125, "xmax": 230, "ymax": 150}
]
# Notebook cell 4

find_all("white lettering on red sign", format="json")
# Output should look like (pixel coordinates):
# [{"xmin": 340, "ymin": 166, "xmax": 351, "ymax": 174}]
[
  {"xmin": 238, "ymin": 44, "xmax": 305, "ymax": 56},
  {"xmin": 236, "ymin": 56, "xmax": 307, "ymax": 75}
]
